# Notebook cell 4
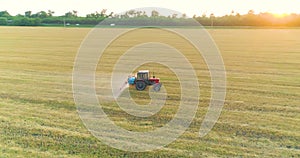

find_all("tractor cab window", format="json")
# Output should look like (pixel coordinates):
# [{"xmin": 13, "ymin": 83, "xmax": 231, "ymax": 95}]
[{"xmin": 137, "ymin": 72, "xmax": 148, "ymax": 80}]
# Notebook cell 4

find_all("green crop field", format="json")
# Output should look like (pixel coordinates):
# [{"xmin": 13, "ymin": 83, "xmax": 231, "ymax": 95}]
[{"xmin": 0, "ymin": 26, "xmax": 299, "ymax": 157}]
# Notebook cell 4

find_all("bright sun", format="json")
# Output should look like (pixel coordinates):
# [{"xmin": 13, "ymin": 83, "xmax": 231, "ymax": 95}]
[{"xmin": 272, "ymin": 13, "xmax": 289, "ymax": 18}]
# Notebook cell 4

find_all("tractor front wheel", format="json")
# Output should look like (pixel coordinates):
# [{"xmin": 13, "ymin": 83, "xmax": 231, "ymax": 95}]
[{"xmin": 135, "ymin": 81, "xmax": 146, "ymax": 91}]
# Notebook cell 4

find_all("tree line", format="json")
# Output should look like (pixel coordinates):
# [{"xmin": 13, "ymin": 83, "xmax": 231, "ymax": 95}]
[{"xmin": 0, "ymin": 9, "xmax": 300, "ymax": 27}]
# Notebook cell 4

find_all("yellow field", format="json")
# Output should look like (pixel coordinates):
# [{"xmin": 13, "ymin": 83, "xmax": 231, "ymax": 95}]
[{"xmin": 0, "ymin": 26, "xmax": 299, "ymax": 157}]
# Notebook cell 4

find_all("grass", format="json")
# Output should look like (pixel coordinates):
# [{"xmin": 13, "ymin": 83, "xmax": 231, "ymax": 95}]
[{"xmin": 0, "ymin": 26, "xmax": 299, "ymax": 157}]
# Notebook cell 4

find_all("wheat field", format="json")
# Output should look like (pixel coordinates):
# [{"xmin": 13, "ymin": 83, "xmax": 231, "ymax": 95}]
[{"xmin": 0, "ymin": 26, "xmax": 299, "ymax": 157}]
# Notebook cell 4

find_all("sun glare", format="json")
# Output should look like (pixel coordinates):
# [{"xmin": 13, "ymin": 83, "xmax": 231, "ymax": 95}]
[{"xmin": 272, "ymin": 13, "xmax": 289, "ymax": 18}]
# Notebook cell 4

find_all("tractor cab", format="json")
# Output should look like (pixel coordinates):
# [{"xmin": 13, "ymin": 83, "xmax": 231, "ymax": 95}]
[{"xmin": 136, "ymin": 70, "xmax": 149, "ymax": 80}]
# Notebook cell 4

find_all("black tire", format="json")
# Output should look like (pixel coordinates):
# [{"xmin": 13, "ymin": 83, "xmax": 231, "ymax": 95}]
[
  {"xmin": 153, "ymin": 83, "xmax": 162, "ymax": 92},
  {"xmin": 135, "ymin": 81, "xmax": 146, "ymax": 91}
]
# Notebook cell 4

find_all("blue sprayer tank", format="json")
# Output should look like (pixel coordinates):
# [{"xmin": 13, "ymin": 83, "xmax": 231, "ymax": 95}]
[{"xmin": 128, "ymin": 76, "xmax": 136, "ymax": 85}]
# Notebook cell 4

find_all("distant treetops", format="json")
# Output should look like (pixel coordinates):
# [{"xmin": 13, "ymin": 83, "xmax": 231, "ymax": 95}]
[{"xmin": 0, "ymin": 9, "xmax": 299, "ymax": 27}]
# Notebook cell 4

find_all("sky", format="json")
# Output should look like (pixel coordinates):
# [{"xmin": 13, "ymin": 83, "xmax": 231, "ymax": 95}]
[{"xmin": 1, "ymin": 0, "xmax": 300, "ymax": 17}]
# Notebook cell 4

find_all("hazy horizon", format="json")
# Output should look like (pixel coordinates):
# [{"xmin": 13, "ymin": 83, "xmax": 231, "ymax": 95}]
[{"xmin": 1, "ymin": 0, "xmax": 300, "ymax": 17}]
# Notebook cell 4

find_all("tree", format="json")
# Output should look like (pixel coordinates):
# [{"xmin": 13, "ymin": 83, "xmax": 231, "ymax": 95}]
[
  {"xmin": 136, "ymin": 11, "xmax": 143, "ymax": 17},
  {"xmin": 38, "ymin": 11, "xmax": 48, "ymax": 18},
  {"xmin": 0, "ymin": 11, "xmax": 11, "ymax": 17},
  {"xmin": 245, "ymin": 10, "xmax": 257, "ymax": 26},
  {"xmin": 25, "ymin": 11, "xmax": 32, "ymax": 17},
  {"xmin": 210, "ymin": 13, "xmax": 215, "ymax": 26},
  {"xmin": 127, "ymin": 10, "xmax": 135, "ymax": 17},
  {"xmin": 100, "ymin": 9, "xmax": 107, "ymax": 17},
  {"xmin": 72, "ymin": 10, "xmax": 78, "ymax": 17},
  {"xmin": 86, "ymin": 13, "xmax": 95, "ymax": 18},
  {"xmin": 3, "ymin": 9, "xmax": 300, "ymax": 27},
  {"xmin": 151, "ymin": 10, "xmax": 159, "ymax": 17},
  {"xmin": 231, "ymin": 10, "xmax": 235, "ymax": 16},
  {"xmin": 47, "ymin": 10, "xmax": 54, "ymax": 17},
  {"xmin": 0, "ymin": 17, "xmax": 7, "ymax": 25},
  {"xmin": 248, "ymin": 10, "xmax": 254, "ymax": 15},
  {"xmin": 172, "ymin": 13, "xmax": 178, "ymax": 18},
  {"xmin": 13, "ymin": 17, "xmax": 41, "ymax": 26},
  {"xmin": 108, "ymin": 12, "xmax": 114, "ymax": 17},
  {"xmin": 31, "ymin": 11, "xmax": 48, "ymax": 18},
  {"xmin": 142, "ymin": 11, "xmax": 147, "ymax": 17},
  {"xmin": 65, "ymin": 11, "xmax": 74, "ymax": 18}
]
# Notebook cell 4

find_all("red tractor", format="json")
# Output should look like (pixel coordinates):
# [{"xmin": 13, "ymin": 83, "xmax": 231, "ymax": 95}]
[{"xmin": 128, "ymin": 70, "xmax": 162, "ymax": 91}]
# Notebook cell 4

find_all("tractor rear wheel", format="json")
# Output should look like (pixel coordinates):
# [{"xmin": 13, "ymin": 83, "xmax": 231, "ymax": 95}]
[{"xmin": 135, "ymin": 81, "xmax": 146, "ymax": 91}]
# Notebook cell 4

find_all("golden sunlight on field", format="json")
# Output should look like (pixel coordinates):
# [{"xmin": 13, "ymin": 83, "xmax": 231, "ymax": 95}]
[{"xmin": 0, "ymin": 26, "xmax": 299, "ymax": 157}]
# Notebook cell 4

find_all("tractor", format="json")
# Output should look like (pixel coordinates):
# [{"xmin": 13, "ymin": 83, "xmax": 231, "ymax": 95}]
[{"xmin": 127, "ymin": 70, "xmax": 162, "ymax": 91}]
